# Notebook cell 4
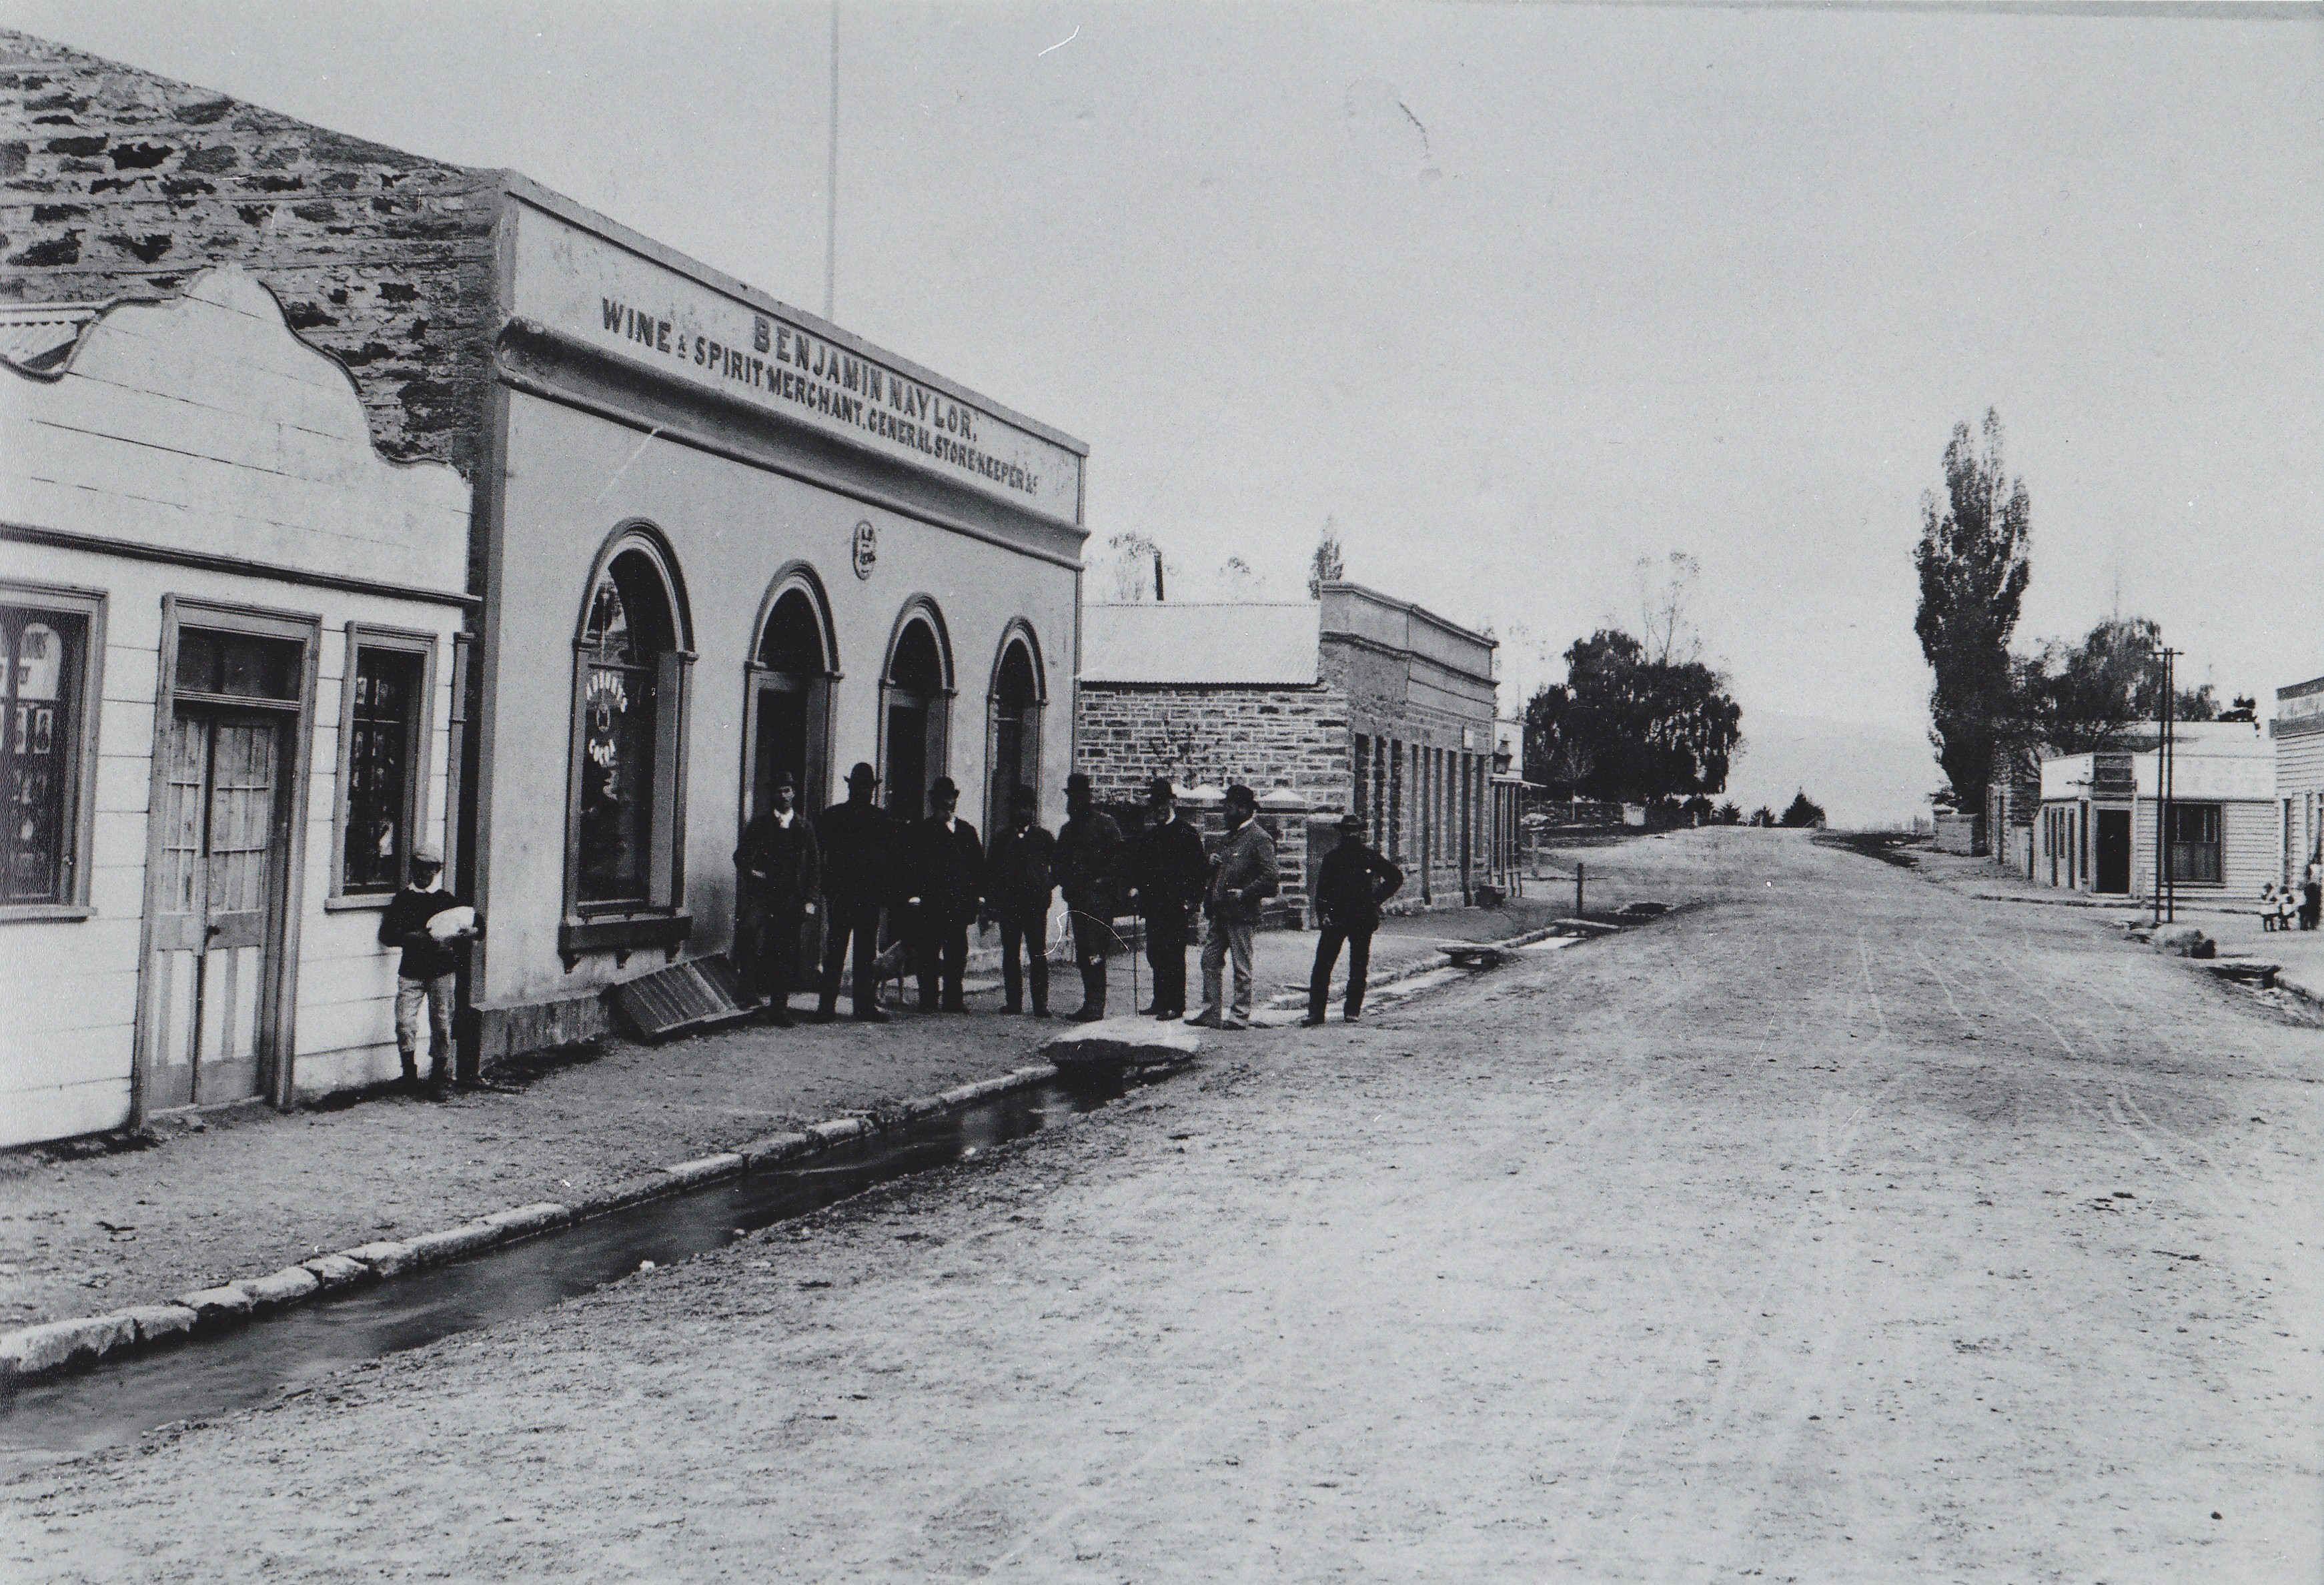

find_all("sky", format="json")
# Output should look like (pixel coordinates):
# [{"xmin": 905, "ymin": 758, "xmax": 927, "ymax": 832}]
[{"xmin": 11, "ymin": 0, "xmax": 2320, "ymax": 819}]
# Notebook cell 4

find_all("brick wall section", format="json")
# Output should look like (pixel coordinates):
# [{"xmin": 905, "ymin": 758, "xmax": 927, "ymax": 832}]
[
  {"xmin": 1075, "ymin": 682, "xmax": 1350, "ymax": 809},
  {"xmin": 1075, "ymin": 681, "xmax": 1349, "ymax": 925},
  {"xmin": 0, "ymin": 30, "xmax": 499, "ymax": 476}
]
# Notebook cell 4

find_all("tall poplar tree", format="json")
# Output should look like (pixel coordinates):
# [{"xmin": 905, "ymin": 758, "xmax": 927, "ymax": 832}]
[{"xmin": 1914, "ymin": 410, "xmax": 2031, "ymax": 806}]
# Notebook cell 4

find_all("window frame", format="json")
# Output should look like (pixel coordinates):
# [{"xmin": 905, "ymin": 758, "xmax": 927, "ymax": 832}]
[
  {"xmin": 0, "ymin": 580, "xmax": 106, "ymax": 923},
  {"xmin": 560, "ymin": 525, "xmax": 696, "ymax": 965},
  {"xmin": 2165, "ymin": 801, "xmax": 2223, "ymax": 887},
  {"xmin": 327, "ymin": 623, "xmax": 438, "ymax": 909}
]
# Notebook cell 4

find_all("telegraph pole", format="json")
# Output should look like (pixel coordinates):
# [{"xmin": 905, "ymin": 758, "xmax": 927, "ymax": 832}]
[
  {"xmin": 2153, "ymin": 645, "xmax": 2179, "ymax": 926},
  {"xmin": 824, "ymin": 1, "xmax": 839, "ymax": 322}
]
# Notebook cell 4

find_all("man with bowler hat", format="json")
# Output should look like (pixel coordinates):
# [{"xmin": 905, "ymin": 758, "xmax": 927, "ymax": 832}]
[
  {"xmin": 984, "ymin": 784, "xmax": 1057, "ymax": 1016},
  {"xmin": 1191, "ymin": 784, "xmax": 1278, "ymax": 1029},
  {"xmin": 1056, "ymin": 771, "xmax": 1125, "ymax": 1021},
  {"xmin": 905, "ymin": 776, "xmax": 983, "ymax": 1011},
  {"xmin": 733, "ymin": 770, "xmax": 820, "ymax": 1027},
  {"xmin": 1303, "ymin": 812, "xmax": 1403, "ymax": 1026},
  {"xmin": 1128, "ymin": 776, "xmax": 1207, "ymax": 1020},
  {"xmin": 816, "ymin": 762, "xmax": 896, "ymax": 1022}
]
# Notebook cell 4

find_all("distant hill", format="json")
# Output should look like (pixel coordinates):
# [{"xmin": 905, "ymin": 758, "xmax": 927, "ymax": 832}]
[{"xmin": 1721, "ymin": 708, "xmax": 1938, "ymax": 830}]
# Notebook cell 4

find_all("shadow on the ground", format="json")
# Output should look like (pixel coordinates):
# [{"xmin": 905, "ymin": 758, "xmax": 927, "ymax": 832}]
[{"xmin": 1814, "ymin": 829, "xmax": 1926, "ymax": 869}]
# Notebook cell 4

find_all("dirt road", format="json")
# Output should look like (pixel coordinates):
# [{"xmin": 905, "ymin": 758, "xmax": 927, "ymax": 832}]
[{"xmin": 7, "ymin": 830, "xmax": 2317, "ymax": 1582}]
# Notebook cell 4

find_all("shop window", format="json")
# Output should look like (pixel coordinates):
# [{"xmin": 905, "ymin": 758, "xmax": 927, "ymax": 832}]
[
  {"xmin": 570, "ymin": 538, "xmax": 690, "ymax": 917},
  {"xmin": 175, "ymin": 628, "xmax": 302, "ymax": 702},
  {"xmin": 2, "ymin": 594, "xmax": 101, "ymax": 912},
  {"xmin": 334, "ymin": 628, "xmax": 434, "ymax": 899},
  {"xmin": 2166, "ymin": 803, "xmax": 2221, "ymax": 885},
  {"xmin": 1353, "ymin": 734, "xmax": 1370, "ymax": 824},
  {"xmin": 881, "ymin": 602, "xmax": 953, "ymax": 824},
  {"xmin": 985, "ymin": 627, "xmax": 1043, "ymax": 835}
]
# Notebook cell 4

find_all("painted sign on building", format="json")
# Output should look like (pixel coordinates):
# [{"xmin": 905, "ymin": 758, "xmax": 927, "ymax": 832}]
[{"xmin": 509, "ymin": 202, "xmax": 1083, "ymax": 526}]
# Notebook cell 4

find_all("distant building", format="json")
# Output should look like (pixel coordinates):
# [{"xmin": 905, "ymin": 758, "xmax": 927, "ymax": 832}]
[
  {"xmin": 1075, "ymin": 583, "xmax": 1515, "ymax": 920},
  {"xmin": 2034, "ymin": 721, "xmax": 2271, "ymax": 899},
  {"xmin": 2276, "ymin": 674, "xmax": 2324, "ymax": 885}
]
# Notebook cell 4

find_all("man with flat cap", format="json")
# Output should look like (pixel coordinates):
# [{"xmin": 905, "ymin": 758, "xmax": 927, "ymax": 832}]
[
  {"xmin": 1055, "ymin": 771, "xmax": 1125, "ymax": 1021},
  {"xmin": 1191, "ymin": 783, "xmax": 1278, "ymax": 1029},
  {"xmin": 378, "ymin": 842, "xmax": 480, "ymax": 1098},
  {"xmin": 983, "ymin": 784, "xmax": 1056, "ymax": 1017},
  {"xmin": 1128, "ymin": 776, "xmax": 1207, "ymax": 1020},
  {"xmin": 1303, "ymin": 811, "xmax": 1403, "ymax": 1026},
  {"xmin": 905, "ymin": 776, "xmax": 983, "ymax": 1012},
  {"xmin": 816, "ymin": 762, "xmax": 897, "ymax": 1023},
  {"xmin": 734, "ymin": 770, "xmax": 820, "ymax": 1027}
]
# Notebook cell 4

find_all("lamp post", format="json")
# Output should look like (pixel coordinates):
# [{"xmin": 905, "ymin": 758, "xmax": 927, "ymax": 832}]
[{"xmin": 2152, "ymin": 644, "xmax": 2179, "ymax": 927}]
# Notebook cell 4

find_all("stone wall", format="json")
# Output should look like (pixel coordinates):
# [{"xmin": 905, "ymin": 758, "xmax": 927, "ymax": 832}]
[
  {"xmin": 1321, "ymin": 640, "xmax": 1498, "ymax": 909},
  {"xmin": 0, "ymin": 30, "xmax": 500, "ymax": 477},
  {"xmin": 1075, "ymin": 682, "xmax": 1349, "ymax": 810}
]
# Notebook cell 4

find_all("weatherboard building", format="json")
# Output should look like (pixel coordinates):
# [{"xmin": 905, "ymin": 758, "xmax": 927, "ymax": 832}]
[{"xmin": 0, "ymin": 33, "xmax": 1086, "ymax": 1140}]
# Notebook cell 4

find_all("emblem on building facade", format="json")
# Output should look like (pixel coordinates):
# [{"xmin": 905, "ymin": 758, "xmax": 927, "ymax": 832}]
[{"xmin": 851, "ymin": 520, "xmax": 878, "ymax": 580}]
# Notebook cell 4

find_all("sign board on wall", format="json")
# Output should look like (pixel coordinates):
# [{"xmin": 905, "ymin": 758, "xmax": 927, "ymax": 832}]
[{"xmin": 510, "ymin": 202, "xmax": 1083, "ymax": 527}]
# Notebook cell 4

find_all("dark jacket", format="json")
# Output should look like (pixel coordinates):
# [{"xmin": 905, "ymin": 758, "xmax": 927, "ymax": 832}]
[
  {"xmin": 1314, "ymin": 837, "xmax": 1403, "ymax": 932},
  {"xmin": 1204, "ymin": 816, "xmax": 1280, "ymax": 924},
  {"xmin": 817, "ymin": 798, "xmax": 899, "ymax": 908},
  {"xmin": 1132, "ymin": 815, "xmax": 1209, "ymax": 919},
  {"xmin": 734, "ymin": 807, "xmax": 821, "ymax": 917},
  {"xmin": 984, "ymin": 822, "xmax": 1057, "ymax": 918},
  {"xmin": 907, "ymin": 816, "xmax": 985, "ymax": 925},
  {"xmin": 378, "ymin": 885, "xmax": 472, "ymax": 981},
  {"xmin": 1057, "ymin": 807, "xmax": 1125, "ymax": 914}
]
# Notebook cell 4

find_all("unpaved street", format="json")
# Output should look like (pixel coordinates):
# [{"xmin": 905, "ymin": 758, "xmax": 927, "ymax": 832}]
[{"xmin": 7, "ymin": 831, "xmax": 2319, "ymax": 1582}]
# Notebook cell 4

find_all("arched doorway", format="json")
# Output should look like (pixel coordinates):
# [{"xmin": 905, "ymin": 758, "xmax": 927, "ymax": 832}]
[
  {"xmin": 744, "ymin": 571, "xmax": 836, "ymax": 821},
  {"xmin": 986, "ymin": 626, "xmax": 1045, "ymax": 835},
  {"xmin": 881, "ymin": 604, "xmax": 951, "ymax": 823}
]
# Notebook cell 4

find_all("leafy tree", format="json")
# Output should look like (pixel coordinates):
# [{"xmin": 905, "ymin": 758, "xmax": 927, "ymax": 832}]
[
  {"xmin": 1307, "ymin": 518, "xmax": 1345, "ymax": 598},
  {"xmin": 1681, "ymin": 794, "xmax": 1715, "ymax": 826},
  {"xmin": 1779, "ymin": 790, "xmax": 1826, "ymax": 829},
  {"xmin": 1748, "ymin": 806, "xmax": 1775, "ymax": 828},
  {"xmin": 1714, "ymin": 800, "xmax": 1742, "ymax": 826},
  {"xmin": 2011, "ymin": 615, "xmax": 2225, "ymax": 756},
  {"xmin": 1916, "ymin": 410, "xmax": 2031, "ymax": 806},
  {"xmin": 1523, "ymin": 628, "xmax": 1743, "ymax": 803}
]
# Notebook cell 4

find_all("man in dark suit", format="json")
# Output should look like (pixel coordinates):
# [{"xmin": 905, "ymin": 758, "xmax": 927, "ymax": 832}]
[
  {"xmin": 733, "ymin": 770, "xmax": 821, "ymax": 1027},
  {"xmin": 816, "ymin": 762, "xmax": 897, "ymax": 1023},
  {"xmin": 1057, "ymin": 771, "xmax": 1125, "ymax": 1022},
  {"xmin": 983, "ymin": 784, "xmax": 1056, "ymax": 1017},
  {"xmin": 1129, "ymin": 776, "xmax": 1207, "ymax": 1021},
  {"xmin": 905, "ymin": 776, "xmax": 984, "ymax": 1012},
  {"xmin": 1303, "ymin": 811, "xmax": 1404, "ymax": 1026}
]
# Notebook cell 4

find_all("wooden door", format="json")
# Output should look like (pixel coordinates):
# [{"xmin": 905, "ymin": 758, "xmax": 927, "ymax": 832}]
[
  {"xmin": 2095, "ymin": 809, "xmax": 2131, "ymax": 895},
  {"xmin": 147, "ymin": 712, "xmax": 281, "ymax": 1107}
]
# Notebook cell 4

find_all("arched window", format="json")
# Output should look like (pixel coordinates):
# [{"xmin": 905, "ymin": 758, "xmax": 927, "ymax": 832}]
[
  {"xmin": 569, "ymin": 530, "xmax": 692, "ymax": 920},
  {"xmin": 879, "ymin": 601, "xmax": 953, "ymax": 823},
  {"xmin": 744, "ymin": 568, "xmax": 838, "ymax": 821},
  {"xmin": 985, "ymin": 624, "xmax": 1045, "ymax": 835}
]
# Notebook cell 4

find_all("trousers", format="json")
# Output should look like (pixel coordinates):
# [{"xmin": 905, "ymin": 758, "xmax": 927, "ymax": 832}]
[
  {"xmin": 1145, "ymin": 907, "xmax": 1192, "ymax": 1015},
  {"xmin": 818, "ymin": 899, "xmax": 882, "ymax": 1015},
  {"xmin": 1199, "ymin": 915, "xmax": 1257, "ymax": 1021},
  {"xmin": 394, "ymin": 973, "xmax": 456, "ymax": 1077},
  {"xmin": 997, "ymin": 910, "xmax": 1050, "ymax": 1013},
  {"xmin": 1067, "ymin": 902, "xmax": 1116, "ymax": 1013},
  {"xmin": 1307, "ymin": 925, "xmax": 1375, "ymax": 1020},
  {"xmin": 738, "ymin": 903, "xmax": 804, "ymax": 1008},
  {"xmin": 913, "ymin": 916, "xmax": 970, "ymax": 1009}
]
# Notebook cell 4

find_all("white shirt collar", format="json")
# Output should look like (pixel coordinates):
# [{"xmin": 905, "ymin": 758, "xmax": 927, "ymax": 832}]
[{"xmin": 771, "ymin": 807, "xmax": 794, "ymax": 827}]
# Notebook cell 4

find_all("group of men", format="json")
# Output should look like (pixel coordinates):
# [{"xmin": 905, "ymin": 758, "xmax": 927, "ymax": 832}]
[{"xmin": 730, "ymin": 765, "xmax": 1404, "ymax": 1029}]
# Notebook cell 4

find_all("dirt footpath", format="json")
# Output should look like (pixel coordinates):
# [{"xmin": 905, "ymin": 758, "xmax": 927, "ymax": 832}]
[
  {"xmin": 0, "ymin": 898, "xmax": 1566, "ymax": 1330},
  {"xmin": 6, "ymin": 830, "xmax": 2317, "ymax": 1582}
]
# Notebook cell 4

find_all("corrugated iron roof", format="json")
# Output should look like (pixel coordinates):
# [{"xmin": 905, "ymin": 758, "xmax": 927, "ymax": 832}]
[
  {"xmin": 1079, "ymin": 602, "xmax": 1321, "ymax": 686},
  {"xmin": 0, "ymin": 304, "xmax": 100, "ymax": 373}
]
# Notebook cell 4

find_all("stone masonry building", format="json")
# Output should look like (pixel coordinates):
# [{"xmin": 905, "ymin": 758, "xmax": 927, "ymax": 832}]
[{"xmin": 1077, "ymin": 583, "xmax": 1511, "ymax": 921}]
